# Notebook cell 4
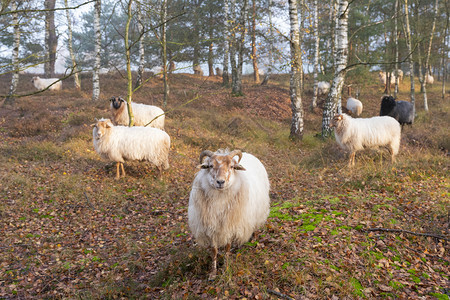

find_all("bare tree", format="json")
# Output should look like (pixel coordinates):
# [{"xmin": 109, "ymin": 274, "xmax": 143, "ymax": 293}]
[
  {"xmin": 4, "ymin": 1, "xmax": 20, "ymax": 106},
  {"xmin": 322, "ymin": 0, "xmax": 349, "ymax": 137},
  {"xmin": 44, "ymin": 0, "xmax": 57, "ymax": 77},
  {"xmin": 288, "ymin": 0, "xmax": 304, "ymax": 140},
  {"xmin": 222, "ymin": 0, "xmax": 230, "ymax": 85},
  {"xmin": 124, "ymin": 0, "xmax": 135, "ymax": 126},
  {"xmin": 92, "ymin": 0, "xmax": 101, "ymax": 101},
  {"xmin": 64, "ymin": 0, "xmax": 81, "ymax": 90},
  {"xmin": 231, "ymin": 0, "xmax": 248, "ymax": 96},
  {"xmin": 135, "ymin": 1, "xmax": 145, "ymax": 89},
  {"xmin": 311, "ymin": 0, "xmax": 319, "ymax": 110},
  {"xmin": 250, "ymin": 0, "xmax": 259, "ymax": 83},
  {"xmin": 394, "ymin": 0, "xmax": 399, "ymax": 97},
  {"xmin": 161, "ymin": 0, "xmax": 169, "ymax": 106},
  {"xmin": 403, "ymin": 0, "xmax": 415, "ymax": 111}
]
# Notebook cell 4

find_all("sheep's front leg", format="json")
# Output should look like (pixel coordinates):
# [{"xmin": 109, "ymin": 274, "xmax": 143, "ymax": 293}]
[
  {"xmin": 208, "ymin": 246, "xmax": 218, "ymax": 281},
  {"xmin": 115, "ymin": 162, "xmax": 121, "ymax": 180},
  {"xmin": 120, "ymin": 162, "xmax": 126, "ymax": 177},
  {"xmin": 348, "ymin": 152, "xmax": 356, "ymax": 167}
]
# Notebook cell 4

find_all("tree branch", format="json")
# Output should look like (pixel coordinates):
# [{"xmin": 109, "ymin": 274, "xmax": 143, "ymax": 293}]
[{"xmin": 364, "ymin": 227, "xmax": 449, "ymax": 242}]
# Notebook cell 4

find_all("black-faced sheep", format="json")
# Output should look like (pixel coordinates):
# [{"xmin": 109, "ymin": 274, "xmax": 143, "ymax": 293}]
[
  {"xmin": 330, "ymin": 114, "xmax": 401, "ymax": 166},
  {"xmin": 379, "ymin": 95, "xmax": 414, "ymax": 126},
  {"xmin": 31, "ymin": 76, "xmax": 62, "ymax": 91},
  {"xmin": 188, "ymin": 149, "xmax": 270, "ymax": 279},
  {"xmin": 92, "ymin": 118, "xmax": 170, "ymax": 179},
  {"xmin": 109, "ymin": 97, "xmax": 165, "ymax": 130},
  {"xmin": 346, "ymin": 97, "xmax": 363, "ymax": 116}
]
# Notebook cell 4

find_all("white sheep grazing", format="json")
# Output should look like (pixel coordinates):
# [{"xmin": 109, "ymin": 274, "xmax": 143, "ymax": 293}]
[
  {"xmin": 188, "ymin": 149, "xmax": 270, "ymax": 279},
  {"xmin": 426, "ymin": 73, "xmax": 434, "ymax": 85},
  {"xmin": 31, "ymin": 76, "xmax": 62, "ymax": 91},
  {"xmin": 193, "ymin": 65, "xmax": 203, "ymax": 76},
  {"xmin": 109, "ymin": 97, "xmax": 165, "ymax": 130},
  {"xmin": 346, "ymin": 97, "xmax": 363, "ymax": 116},
  {"xmin": 317, "ymin": 81, "xmax": 331, "ymax": 95},
  {"xmin": 92, "ymin": 118, "xmax": 170, "ymax": 179},
  {"xmin": 330, "ymin": 114, "xmax": 401, "ymax": 166},
  {"xmin": 393, "ymin": 69, "xmax": 403, "ymax": 82},
  {"xmin": 378, "ymin": 71, "xmax": 395, "ymax": 87}
]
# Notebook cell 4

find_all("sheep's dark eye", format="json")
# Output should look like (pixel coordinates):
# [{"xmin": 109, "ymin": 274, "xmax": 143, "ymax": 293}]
[{"xmin": 201, "ymin": 165, "xmax": 211, "ymax": 169}]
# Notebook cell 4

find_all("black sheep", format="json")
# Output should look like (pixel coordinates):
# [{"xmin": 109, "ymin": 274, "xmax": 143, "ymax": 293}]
[{"xmin": 380, "ymin": 95, "xmax": 414, "ymax": 126}]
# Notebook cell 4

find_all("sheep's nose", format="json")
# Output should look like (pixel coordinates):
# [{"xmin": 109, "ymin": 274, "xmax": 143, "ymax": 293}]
[{"xmin": 216, "ymin": 180, "xmax": 225, "ymax": 186}]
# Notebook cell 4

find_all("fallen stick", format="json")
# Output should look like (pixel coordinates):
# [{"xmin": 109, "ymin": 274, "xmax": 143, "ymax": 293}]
[
  {"xmin": 267, "ymin": 289, "xmax": 295, "ymax": 300},
  {"xmin": 364, "ymin": 228, "xmax": 449, "ymax": 242}
]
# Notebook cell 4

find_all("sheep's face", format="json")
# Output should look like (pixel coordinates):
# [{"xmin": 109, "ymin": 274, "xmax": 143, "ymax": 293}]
[
  {"xmin": 110, "ymin": 97, "xmax": 125, "ymax": 110},
  {"xmin": 380, "ymin": 96, "xmax": 396, "ymax": 115},
  {"xmin": 201, "ymin": 152, "xmax": 246, "ymax": 190},
  {"xmin": 330, "ymin": 114, "xmax": 344, "ymax": 128},
  {"xmin": 31, "ymin": 76, "xmax": 38, "ymax": 84},
  {"xmin": 92, "ymin": 118, "xmax": 113, "ymax": 140}
]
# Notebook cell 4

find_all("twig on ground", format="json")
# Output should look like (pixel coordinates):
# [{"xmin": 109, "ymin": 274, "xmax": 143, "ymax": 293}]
[
  {"xmin": 403, "ymin": 245, "xmax": 450, "ymax": 264},
  {"xmin": 363, "ymin": 227, "xmax": 449, "ymax": 242},
  {"xmin": 267, "ymin": 288, "xmax": 295, "ymax": 300}
]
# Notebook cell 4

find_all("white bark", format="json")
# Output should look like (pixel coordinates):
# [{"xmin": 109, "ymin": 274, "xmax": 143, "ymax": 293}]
[
  {"xmin": 5, "ymin": 1, "xmax": 20, "ymax": 105},
  {"xmin": 322, "ymin": 0, "xmax": 349, "ymax": 137},
  {"xmin": 422, "ymin": 0, "xmax": 439, "ymax": 112},
  {"xmin": 161, "ymin": 0, "xmax": 169, "ymax": 106},
  {"xmin": 65, "ymin": 0, "xmax": 80, "ymax": 90},
  {"xmin": 92, "ymin": 0, "xmax": 101, "ymax": 101},
  {"xmin": 311, "ymin": 0, "xmax": 319, "ymax": 110},
  {"xmin": 403, "ymin": 0, "xmax": 415, "ymax": 112},
  {"xmin": 222, "ymin": 0, "xmax": 230, "ymax": 85},
  {"xmin": 135, "ymin": 2, "xmax": 145, "ymax": 89},
  {"xmin": 288, "ymin": 0, "xmax": 304, "ymax": 140}
]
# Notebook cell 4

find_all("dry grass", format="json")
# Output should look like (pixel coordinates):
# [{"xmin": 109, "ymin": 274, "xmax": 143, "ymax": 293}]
[{"xmin": 0, "ymin": 71, "xmax": 448, "ymax": 299}]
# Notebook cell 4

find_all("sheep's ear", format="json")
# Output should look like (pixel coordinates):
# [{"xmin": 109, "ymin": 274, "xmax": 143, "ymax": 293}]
[
  {"xmin": 90, "ymin": 123, "xmax": 96, "ymax": 128},
  {"xmin": 198, "ymin": 164, "xmax": 211, "ymax": 169},
  {"xmin": 233, "ymin": 164, "xmax": 246, "ymax": 171}
]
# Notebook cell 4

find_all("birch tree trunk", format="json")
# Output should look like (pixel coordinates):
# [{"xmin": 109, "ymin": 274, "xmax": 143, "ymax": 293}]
[
  {"xmin": 208, "ymin": 8, "xmax": 214, "ymax": 76},
  {"xmin": 64, "ymin": 0, "xmax": 80, "ymax": 90},
  {"xmin": 403, "ymin": 0, "xmax": 415, "ymax": 111},
  {"xmin": 250, "ymin": 0, "xmax": 259, "ymax": 83},
  {"xmin": 125, "ymin": 0, "xmax": 135, "ymax": 126},
  {"xmin": 161, "ymin": 0, "xmax": 169, "ymax": 106},
  {"xmin": 5, "ymin": 1, "xmax": 20, "ymax": 106},
  {"xmin": 422, "ymin": 0, "xmax": 439, "ymax": 112},
  {"xmin": 260, "ymin": 0, "xmax": 273, "ymax": 86},
  {"xmin": 441, "ymin": 15, "xmax": 448, "ymax": 99},
  {"xmin": 222, "ymin": 0, "xmax": 230, "ymax": 85},
  {"xmin": 92, "ymin": 0, "xmax": 101, "ymax": 101},
  {"xmin": 44, "ymin": 0, "xmax": 57, "ymax": 77},
  {"xmin": 322, "ymin": 0, "xmax": 349, "ymax": 138},
  {"xmin": 231, "ymin": 0, "xmax": 248, "ymax": 96},
  {"xmin": 135, "ymin": 2, "xmax": 145, "ymax": 89},
  {"xmin": 394, "ymin": 0, "xmax": 399, "ymax": 97},
  {"xmin": 288, "ymin": 0, "xmax": 304, "ymax": 140},
  {"xmin": 311, "ymin": 0, "xmax": 319, "ymax": 110}
]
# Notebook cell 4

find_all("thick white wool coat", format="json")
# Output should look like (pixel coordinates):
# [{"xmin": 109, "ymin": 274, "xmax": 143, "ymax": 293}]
[
  {"xmin": 334, "ymin": 114, "xmax": 401, "ymax": 156},
  {"xmin": 93, "ymin": 119, "xmax": 170, "ymax": 170},
  {"xmin": 346, "ymin": 97, "xmax": 363, "ymax": 116},
  {"xmin": 317, "ymin": 81, "xmax": 330, "ymax": 95},
  {"xmin": 188, "ymin": 153, "xmax": 270, "ymax": 249},
  {"xmin": 32, "ymin": 76, "xmax": 62, "ymax": 91},
  {"xmin": 111, "ymin": 102, "xmax": 165, "ymax": 130},
  {"xmin": 426, "ymin": 74, "xmax": 434, "ymax": 85}
]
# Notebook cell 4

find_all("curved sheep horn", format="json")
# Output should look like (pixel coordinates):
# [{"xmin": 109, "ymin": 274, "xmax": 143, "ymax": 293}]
[
  {"xmin": 229, "ymin": 150, "xmax": 243, "ymax": 163},
  {"xmin": 199, "ymin": 150, "xmax": 214, "ymax": 164}
]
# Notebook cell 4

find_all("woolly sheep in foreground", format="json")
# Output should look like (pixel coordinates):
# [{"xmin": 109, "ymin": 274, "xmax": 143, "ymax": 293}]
[
  {"xmin": 346, "ymin": 97, "xmax": 363, "ymax": 116},
  {"xmin": 31, "ymin": 76, "xmax": 62, "ymax": 91},
  {"xmin": 188, "ymin": 149, "xmax": 270, "ymax": 280},
  {"xmin": 379, "ymin": 95, "xmax": 414, "ymax": 126},
  {"xmin": 109, "ymin": 97, "xmax": 165, "ymax": 130},
  {"xmin": 330, "ymin": 114, "xmax": 401, "ymax": 166},
  {"xmin": 92, "ymin": 118, "xmax": 170, "ymax": 179},
  {"xmin": 317, "ymin": 81, "xmax": 331, "ymax": 95}
]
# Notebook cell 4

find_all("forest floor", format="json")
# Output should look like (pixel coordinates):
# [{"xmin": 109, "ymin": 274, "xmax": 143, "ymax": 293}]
[{"xmin": 0, "ymin": 72, "xmax": 448, "ymax": 299}]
